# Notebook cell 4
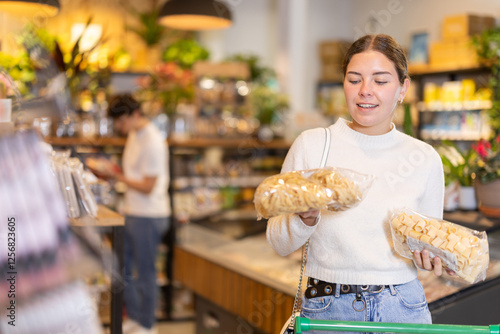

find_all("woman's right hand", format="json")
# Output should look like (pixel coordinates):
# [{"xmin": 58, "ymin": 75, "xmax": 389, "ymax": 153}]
[
  {"xmin": 413, "ymin": 250, "xmax": 456, "ymax": 277},
  {"xmin": 297, "ymin": 210, "xmax": 320, "ymax": 226}
]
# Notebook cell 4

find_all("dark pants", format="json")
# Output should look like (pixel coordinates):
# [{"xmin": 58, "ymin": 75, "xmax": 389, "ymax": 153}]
[{"xmin": 123, "ymin": 215, "xmax": 169, "ymax": 329}]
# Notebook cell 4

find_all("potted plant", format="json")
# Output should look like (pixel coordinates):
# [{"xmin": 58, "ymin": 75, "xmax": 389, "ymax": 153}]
[
  {"xmin": 470, "ymin": 30, "xmax": 500, "ymax": 217},
  {"xmin": 123, "ymin": 0, "xmax": 185, "ymax": 68},
  {"xmin": 225, "ymin": 53, "xmax": 289, "ymax": 140},
  {"xmin": 162, "ymin": 39, "xmax": 210, "ymax": 70},
  {"xmin": 249, "ymin": 84, "xmax": 289, "ymax": 141},
  {"xmin": 438, "ymin": 141, "xmax": 478, "ymax": 210},
  {"xmin": 0, "ymin": 52, "xmax": 35, "ymax": 99},
  {"xmin": 471, "ymin": 135, "xmax": 500, "ymax": 217},
  {"xmin": 225, "ymin": 53, "xmax": 275, "ymax": 84},
  {"xmin": 135, "ymin": 62, "xmax": 194, "ymax": 116}
]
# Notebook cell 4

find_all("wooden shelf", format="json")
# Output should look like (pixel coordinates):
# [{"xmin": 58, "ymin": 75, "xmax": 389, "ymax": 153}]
[
  {"xmin": 169, "ymin": 137, "xmax": 291, "ymax": 149},
  {"xmin": 46, "ymin": 136, "xmax": 291, "ymax": 150},
  {"xmin": 70, "ymin": 205, "xmax": 124, "ymax": 227},
  {"xmin": 409, "ymin": 64, "xmax": 490, "ymax": 76},
  {"xmin": 46, "ymin": 136, "xmax": 127, "ymax": 147}
]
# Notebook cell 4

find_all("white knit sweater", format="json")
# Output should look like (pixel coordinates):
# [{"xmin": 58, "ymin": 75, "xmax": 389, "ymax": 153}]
[{"xmin": 266, "ymin": 118, "xmax": 444, "ymax": 285}]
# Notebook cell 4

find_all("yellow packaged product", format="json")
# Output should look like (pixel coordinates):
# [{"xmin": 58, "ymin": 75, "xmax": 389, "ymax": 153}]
[
  {"xmin": 390, "ymin": 209, "xmax": 489, "ymax": 284},
  {"xmin": 254, "ymin": 167, "xmax": 373, "ymax": 219}
]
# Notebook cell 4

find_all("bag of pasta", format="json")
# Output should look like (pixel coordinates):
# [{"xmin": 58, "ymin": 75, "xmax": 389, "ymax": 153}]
[
  {"xmin": 390, "ymin": 208, "xmax": 489, "ymax": 284},
  {"xmin": 254, "ymin": 166, "xmax": 373, "ymax": 220}
]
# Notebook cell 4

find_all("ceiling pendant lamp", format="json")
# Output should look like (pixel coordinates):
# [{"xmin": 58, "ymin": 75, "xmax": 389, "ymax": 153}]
[
  {"xmin": 0, "ymin": 0, "xmax": 60, "ymax": 17},
  {"xmin": 159, "ymin": 0, "xmax": 232, "ymax": 31}
]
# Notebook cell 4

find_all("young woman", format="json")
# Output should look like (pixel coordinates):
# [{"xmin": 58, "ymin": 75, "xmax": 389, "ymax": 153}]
[{"xmin": 267, "ymin": 35, "xmax": 450, "ymax": 331}]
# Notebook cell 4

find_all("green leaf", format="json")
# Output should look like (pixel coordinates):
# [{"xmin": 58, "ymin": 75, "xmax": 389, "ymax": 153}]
[{"xmin": 162, "ymin": 39, "xmax": 210, "ymax": 69}]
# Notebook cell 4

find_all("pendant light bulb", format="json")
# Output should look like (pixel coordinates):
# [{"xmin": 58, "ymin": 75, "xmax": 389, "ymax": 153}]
[{"xmin": 159, "ymin": 0, "xmax": 232, "ymax": 31}]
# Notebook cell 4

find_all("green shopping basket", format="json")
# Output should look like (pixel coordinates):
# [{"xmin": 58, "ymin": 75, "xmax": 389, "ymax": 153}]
[{"xmin": 294, "ymin": 316, "xmax": 500, "ymax": 333}]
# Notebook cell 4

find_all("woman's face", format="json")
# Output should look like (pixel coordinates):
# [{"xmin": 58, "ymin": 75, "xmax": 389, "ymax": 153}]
[{"xmin": 344, "ymin": 50, "xmax": 409, "ymax": 135}]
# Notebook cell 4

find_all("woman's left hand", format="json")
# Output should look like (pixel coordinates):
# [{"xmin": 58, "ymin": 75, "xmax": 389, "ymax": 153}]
[{"xmin": 413, "ymin": 250, "xmax": 455, "ymax": 277}]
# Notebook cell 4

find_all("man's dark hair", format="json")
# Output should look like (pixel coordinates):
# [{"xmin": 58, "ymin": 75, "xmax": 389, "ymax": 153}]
[{"xmin": 108, "ymin": 94, "xmax": 141, "ymax": 119}]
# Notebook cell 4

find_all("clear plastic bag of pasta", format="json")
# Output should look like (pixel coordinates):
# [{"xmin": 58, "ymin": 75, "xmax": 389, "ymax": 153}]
[
  {"xmin": 390, "ymin": 208, "xmax": 489, "ymax": 284},
  {"xmin": 254, "ymin": 166, "xmax": 373, "ymax": 220}
]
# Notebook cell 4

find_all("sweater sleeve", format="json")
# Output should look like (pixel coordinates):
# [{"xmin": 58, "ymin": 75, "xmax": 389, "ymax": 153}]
[
  {"xmin": 419, "ymin": 148, "xmax": 445, "ymax": 220},
  {"xmin": 266, "ymin": 214, "xmax": 318, "ymax": 256},
  {"xmin": 266, "ymin": 130, "xmax": 321, "ymax": 256}
]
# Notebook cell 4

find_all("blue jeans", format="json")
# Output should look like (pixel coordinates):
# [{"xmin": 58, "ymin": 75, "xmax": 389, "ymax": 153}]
[
  {"xmin": 123, "ymin": 216, "xmax": 169, "ymax": 329},
  {"xmin": 300, "ymin": 278, "xmax": 431, "ymax": 334}
]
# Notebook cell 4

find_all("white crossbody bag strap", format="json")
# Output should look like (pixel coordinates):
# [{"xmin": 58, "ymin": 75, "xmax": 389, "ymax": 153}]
[
  {"xmin": 286, "ymin": 127, "xmax": 331, "ymax": 333},
  {"xmin": 320, "ymin": 127, "xmax": 331, "ymax": 168}
]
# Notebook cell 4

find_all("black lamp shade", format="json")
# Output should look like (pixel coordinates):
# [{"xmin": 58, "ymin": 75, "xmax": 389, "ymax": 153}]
[
  {"xmin": 0, "ymin": 0, "xmax": 60, "ymax": 17},
  {"xmin": 159, "ymin": 0, "xmax": 232, "ymax": 31}
]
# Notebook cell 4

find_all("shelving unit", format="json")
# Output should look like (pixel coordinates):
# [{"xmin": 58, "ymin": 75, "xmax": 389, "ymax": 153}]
[
  {"xmin": 70, "ymin": 204, "xmax": 125, "ymax": 227},
  {"xmin": 409, "ymin": 65, "xmax": 493, "ymax": 142},
  {"xmin": 69, "ymin": 205, "xmax": 125, "ymax": 334},
  {"xmin": 316, "ymin": 81, "xmax": 348, "ymax": 119},
  {"xmin": 47, "ymin": 136, "xmax": 127, "ymax": 147},
  {"xmin": 45, "ymin": 136, "xmax": 290, "ymax": 150},
  {"xmin": 0, "ymin": 130, "xmax": 105, "ymax": 334},
  {"xmin": 45, "ymin": 135, "xmax": 291, "ymax": 323},
  {"xmin": 409, "ymin": 64, "xmax": 490, "ymax": 77},
  {"xmin": 190, "ymin": 62, "xmax": 251, "ymax": 139},
  {"xmin": 418, "ymin": 107, "xmax": 490, "ymax": 141}
]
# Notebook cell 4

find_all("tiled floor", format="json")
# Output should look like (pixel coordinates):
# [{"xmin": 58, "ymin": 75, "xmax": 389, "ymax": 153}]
[{"xmin": 156, "ymin": 321, "xmax": 195, "ymax": 334}]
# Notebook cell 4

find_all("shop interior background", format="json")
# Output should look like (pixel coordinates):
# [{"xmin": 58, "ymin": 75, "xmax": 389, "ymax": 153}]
[{"xmin": 1, "ymin": 0, "xmax": 499, "ymax": 116}]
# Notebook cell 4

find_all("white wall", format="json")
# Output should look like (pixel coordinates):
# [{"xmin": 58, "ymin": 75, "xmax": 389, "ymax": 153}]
[
  {"xmin": 201, "ymin": 0, "xmax": 354, "ymax": 112},
  {"xmin": 210, "ymin": 0, "xmax": 500, "ymax": 113},
  {"xmin": 200, "ymin": 0, "xmax": 277, "ymax": 66},
  {"xmin": 306, "ymin": 0, "xmax": 353, "ymax": 110}
]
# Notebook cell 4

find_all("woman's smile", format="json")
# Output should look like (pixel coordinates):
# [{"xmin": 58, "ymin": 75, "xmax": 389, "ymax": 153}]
[{"xmin": 356, "ymin": 103, "xmax": 379, "ymax": 111}]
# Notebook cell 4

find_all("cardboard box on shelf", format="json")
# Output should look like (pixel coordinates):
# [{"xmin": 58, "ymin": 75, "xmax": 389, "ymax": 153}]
[
  {"xmin": 429, "ymin": 37, "xmax": 479, "ymax": 68},
  {"xmin": 193, "ymin": 61, "xmax": 250, "ymax": 79},
  {"xmin": 319, "ymin": 40, "xmax": 352, "ymax": 63},
  {"xmin": 442, "ymin": 14, "xmax": 496, "ymax": 41},
  {"xmin": 320, "ymin": 62, "xmax": 344, "ymax": 83}
]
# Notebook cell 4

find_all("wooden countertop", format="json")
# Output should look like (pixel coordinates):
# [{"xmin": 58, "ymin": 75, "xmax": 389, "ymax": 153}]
[
  {"xmin": 45, "ymin": 136, "xmax": 292, "ymax": 149},
  {"xmin": 176, "ymin": 223, "xmax": 500, "ymax": 303},
  {"xmin": 69, "ymin": 205, "xmax": 124, "ymax": 227},
  {"xmin": 176, "ymin": 224, "xmax": 303, "ymax": 296},
  {"xmin": 175, "ymin": 221, "xmax": 500, "ymax": 333}
]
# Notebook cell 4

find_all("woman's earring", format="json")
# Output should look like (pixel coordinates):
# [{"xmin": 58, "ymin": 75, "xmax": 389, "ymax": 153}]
[{"xmin": 399, "ymin": 98, "xmax": 404, "ymax": 103}]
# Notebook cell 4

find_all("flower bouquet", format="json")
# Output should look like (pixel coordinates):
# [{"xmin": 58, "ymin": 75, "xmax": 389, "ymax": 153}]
[{"xmin": 135, "ymin": 62, "xmax": 194, "ymax": 116}]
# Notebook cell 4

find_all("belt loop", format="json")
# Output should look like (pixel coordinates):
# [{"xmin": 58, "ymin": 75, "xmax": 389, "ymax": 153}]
[
  {"xmin": 334, "ymin": 283, "xmax": 341, "ymax": 297},
  {"xmin": 389, "ymin": 284, "xmax": 396, "ymax": 296}
]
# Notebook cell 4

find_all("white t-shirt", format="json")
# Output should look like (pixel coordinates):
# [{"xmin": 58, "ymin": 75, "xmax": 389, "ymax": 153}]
[
  {"xmin": 122, "ymin": 122, "xmax": 171, "ymax": 218},
  {"xmin": 266, "ymin": 118, "xmax": 445, "ymax": 285}
]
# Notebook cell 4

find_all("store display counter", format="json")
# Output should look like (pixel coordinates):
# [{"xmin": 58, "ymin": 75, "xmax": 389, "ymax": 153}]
[
  {"xmin": 70, "ymin": 205, "xmax": 125, "ymax": 334},
  {"xmin": 174, "ymin": 224, "xmax": 299, "ymax": 333},
  {"xmin": 69, "ymin": 204, "xmax": 125, "ymax": 227},
  {"xmin": 175, "ymin": 218, "xmax": 500, "ymax": 333}
]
